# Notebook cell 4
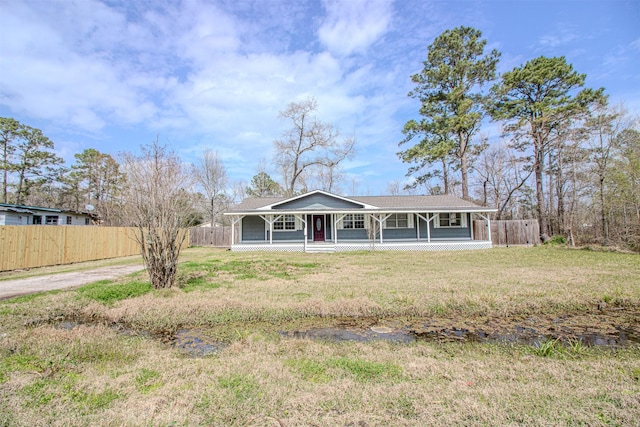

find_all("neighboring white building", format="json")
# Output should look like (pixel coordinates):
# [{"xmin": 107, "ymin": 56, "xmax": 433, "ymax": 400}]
[{"xmin": 0, "ymin": 203, "xmax": 96, "ymax": 226}]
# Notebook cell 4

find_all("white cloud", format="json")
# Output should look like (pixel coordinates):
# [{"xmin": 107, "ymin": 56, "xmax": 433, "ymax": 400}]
[{"xmin": 318, "ymin": 0, "xmax": 392, "ymax": 57}]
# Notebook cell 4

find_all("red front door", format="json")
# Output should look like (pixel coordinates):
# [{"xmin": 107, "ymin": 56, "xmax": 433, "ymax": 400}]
[{"xmin": 313, "ymin": 215, "xmax": 325, "ymax": 241}]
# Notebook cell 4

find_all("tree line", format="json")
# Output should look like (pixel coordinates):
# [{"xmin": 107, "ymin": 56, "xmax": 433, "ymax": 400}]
[
  {"xmin": 398, "ymin": 26, "xmax": 639, "ymax": 250},
  {"xmin": 2, "ymin": 26, "xmax": 639, "ymax": 255},
  {"xmin": 0, "ymin": 96, "xmax": 355, "ymax": 230}
]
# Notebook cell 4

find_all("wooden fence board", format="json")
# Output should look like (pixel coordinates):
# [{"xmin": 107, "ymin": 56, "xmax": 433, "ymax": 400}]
[
  {"xmin": 473, "ymin": 220, "xmax": 540, "ymax": 246},
  {"xmin": 0, "ymin": 226, "xmax": 181, "ymax": 271},
  {"xmin": 189, "ymin": 226, "xmax": 231, "ymax": 247}
]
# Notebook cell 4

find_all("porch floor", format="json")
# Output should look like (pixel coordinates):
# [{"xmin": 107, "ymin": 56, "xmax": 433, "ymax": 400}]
[{"xmin": 231, "ymin": 240, "xmax": 492, "ymax": 252}]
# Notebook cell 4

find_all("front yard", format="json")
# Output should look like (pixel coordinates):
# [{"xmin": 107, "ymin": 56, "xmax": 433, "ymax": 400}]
[{"xmin": 1, "ymin": 246, "xmax": 639, "ymax": 426}]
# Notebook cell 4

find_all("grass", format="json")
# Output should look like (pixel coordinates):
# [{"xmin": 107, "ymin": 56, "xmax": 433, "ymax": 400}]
[
  {"xmin": 76, "ymin": 279, "xmax": 152, "ymax": 305},
  {"xmin": 0, "ymin": 246, "xmax": 639, "ymax": 426},
  {"xmin": 0, "ymin": 254, "xmax": 143, "ymax": 282}
]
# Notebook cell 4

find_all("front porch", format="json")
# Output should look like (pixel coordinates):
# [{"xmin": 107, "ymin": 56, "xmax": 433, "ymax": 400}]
[
  {"xmin": 231, "ymin": 239, "xmax": 493, "ymax": 253},
  {"xmin": 225, "ymin": 191, "xmax": 497, "ymax": 253}
]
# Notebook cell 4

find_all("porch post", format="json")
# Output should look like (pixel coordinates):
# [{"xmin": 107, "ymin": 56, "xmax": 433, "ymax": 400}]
[
  {"xmin": 269, "ymin": 215, "xmax": 273, "ymax": 244},
  {"xmin": 416, "ymin": 214, "xmax": 420, "ymax": 240},
  {"xmin": 302, "ymin": 214, "xmax": 307, "ymax": 251},
  {"xmin": 427, "ymin": 213, "xmax": 431, "ymax": 243},
  {"xmin": 470, "ymin": 213, "xmax": 474, "ymax": 240},
  {"xmin": 230, "ymin": 215, "xmax": 244, "ymax": 246},
  {"xmin": 231, "ymin": 216, "xmax": 235, "ymax": 245},
  {"xmin": 377, "ymin": 214, "xmax": 392, "ymax": 244},
  {"xmin": 416, "ymin": 213, "xmax": 430, "ymax": 242},
  {"xmin": 335, "ymin": 214, "xmax": 346, "ymax": 244},
  {"xmin": 486, "ymin": 213, "xmax": 492, "ymax": 242}
]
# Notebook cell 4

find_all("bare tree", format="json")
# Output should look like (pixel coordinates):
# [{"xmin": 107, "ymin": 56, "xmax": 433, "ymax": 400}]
[
  {"xmin": 121, "ymin": 139, "xmax": 193, "ymax": 289},
  {"xmin": 584, "ymin": 101, "xmax": 628, "ymax": 244},
  {"xmin": 274, "ymin": 97, "xmax": 355, "ymax": 196},
  {"xmin": 475, "ymin": 144, "xmax": 533, "ymax": 219},
  {"xmin": 193, "ymin": 149, "xmax": 228, "ymax": 227},
  {"xmin": 386, "ymin": 180, "xmax": 402, "ymax": 196},
  {"xmin": 315, "ymin": 161, "xmax": 344, "ymax": 193}
]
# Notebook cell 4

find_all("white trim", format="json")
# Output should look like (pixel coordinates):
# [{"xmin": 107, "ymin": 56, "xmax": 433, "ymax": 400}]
[
  {"xmin": 256, "ymin": 189, "xmax": 378, "ymax": 210},
  {"xmin": 433, "ymin": 212, "xmax": 467, "ymax": 228},
  {"xmin": 231, "ymin": 240, "xmax": 492, "ymax": 252}
]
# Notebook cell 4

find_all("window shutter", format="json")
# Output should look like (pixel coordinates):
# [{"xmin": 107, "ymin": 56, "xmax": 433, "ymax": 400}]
[
  {"xmin": 364, "ymin": 215, "xmax": 370, "ymax": 230},
  {"xmin": 434, "ymin": 214, "xmax": 441, "ymax": 228},
  {"xmin": 461, "ymin": 213, "xmax": 467, "ymax": 227},
  {"xmin": 408, "ymin": 214, "xmax": 414, "ymax": 228},
  {"xmin": 381, "ymin": 216, "xmax": 387, "ymax": 229},
  {"xmin": 337, "ymin": 217, "xmax": 344, "ymax": 229},
  {"xmin": 295, "ymin": 215, "xmax": 302, "ymax": 230}
]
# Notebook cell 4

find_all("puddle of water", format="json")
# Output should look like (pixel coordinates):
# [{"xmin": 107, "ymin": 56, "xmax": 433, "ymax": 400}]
[
  {"xmin": 282, "ymin": 324, "xmax": 639, "ymax": 348},
  {"xmin": 52, "ymin": 314, "xmax": 639, "ymax": 352},
  {"xmin": 280, "ymin": 326, "xmax": 415, "ymax": 344},
  {"xmin": 55, "ymin": 320, "xmax": 225, "ymax": 357},
  {"xmin": 173, "ymin": 329, "xmax": 228, "ymax": 357}
]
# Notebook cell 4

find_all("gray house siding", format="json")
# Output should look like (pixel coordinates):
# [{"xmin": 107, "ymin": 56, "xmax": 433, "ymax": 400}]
[
  {"xmin": 418, "ymin": 213, "xmax": 472, "ymax": 239},
  {"xmin": 337, "ymin": 228, "xmax": 369, "ymax": 240},
  {"xmin": 274, "ymin": 193, "xmax": 363, "ymax": 210},
  {"xmin": 325, "ymin": 214, "xmax": 332, "ymax": 240},
  {"xmin": 381, "ymin": 227, "xmax": 416, "ymax": 240},
  {"xmin": 242, "ymin": 216, "xmax": 265, "ymax": 241},
  {"xmin": 0, "ymin": 212, "xmax": 30, "ymax": 225},
  {"xmin": 270, "ymin": 229, "xmax": 305, "ymax": 241}
]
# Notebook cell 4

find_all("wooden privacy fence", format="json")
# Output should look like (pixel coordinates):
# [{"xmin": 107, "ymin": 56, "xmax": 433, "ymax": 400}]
[
  {"xmin": 0, "ymin": 226, "xmax": 140, "ymax": 271},
  {"xmin": 189, "ymin": 226, "xmax": 231, "ymax": 247},
  {"xmin": 473, "ymin": 219, "xmax": 540, "ymax": 246},
  {"xmin": 0, "ymin": 226, "xmax": 190, "ymax": 271}
]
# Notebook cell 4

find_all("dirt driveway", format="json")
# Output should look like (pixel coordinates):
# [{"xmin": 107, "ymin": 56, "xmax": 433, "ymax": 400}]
[{"xmin": 0, "ymin": 264, "xmax": 146, "ymax": 300}]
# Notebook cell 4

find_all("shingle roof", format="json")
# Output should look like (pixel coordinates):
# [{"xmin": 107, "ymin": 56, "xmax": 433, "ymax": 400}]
[
  {"xmin": 229, "ymin": 192, "xmax": 490, "ymax": 212},
  {"xmin": 350, "ymin": 195, "xmax": 483, "ymax": 209}
]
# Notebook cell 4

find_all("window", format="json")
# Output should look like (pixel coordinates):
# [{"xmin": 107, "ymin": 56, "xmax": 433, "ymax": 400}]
[
  {"xmin": 274, "ymin": 214, "xmax": 295, "ymax": 231},
  {"xmin": 435, "ymin": 213, "xmax": 466, "ymax": 228},
  {"xmin": 33, "ymin": 215, "xmax": 42, "ymax": 224},
  {"xmin": 45, "ymin": 215, "xmax": 59, "ymax": 225},
  {"xmin": 343, "ymin": 213, "xmax": 365, "ymax": 229},
  {"xmin": 85, "ymin": 218, "xmax": 91, "ymax": 225},
  {"xmin": 66, "ymin": 216, "xmax": 72, "ymax": 225},
  {"xmin": 386, "ymin": 213, "xmax": 410, "ymax": 228}
]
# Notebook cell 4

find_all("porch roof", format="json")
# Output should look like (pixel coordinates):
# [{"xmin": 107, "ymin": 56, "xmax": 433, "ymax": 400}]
[{"xmin": 226, "ymin": 190, "xmax": 495, "ymax": 215}]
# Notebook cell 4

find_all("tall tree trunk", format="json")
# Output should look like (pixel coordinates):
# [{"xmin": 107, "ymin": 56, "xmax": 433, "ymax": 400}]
[
  {"xmin": 547, "ymin": 152, "xmax": 555, "ymax": 236},
  {"xmin": 599, "ymin": 176, "xmax": 608, "ymax": 244},
  {"xmin": 556, "ymin": 153, "xmax": 565, "ymax": 236},
  {"xmin": 460, "ymin": 151, "xmax": 469, "ymax": 200},
  {"xmin": 441, "ymin": 158, "xmax": 449, "ymax": 194},
  {"xmin": 535, "ymin": 146, "xmax": 547, "ymax": 239},
  {"xmin": 2, "ymin": 143, "xmax": 7, "ymax": 204}
]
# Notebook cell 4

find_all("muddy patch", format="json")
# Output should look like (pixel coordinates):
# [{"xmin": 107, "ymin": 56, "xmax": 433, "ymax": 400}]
[
  {"xmin": 280, "ymin": 326, "xmax": 415, "ymax": 343},
  {"xmin": 172, "ymin": 328, "xmax": 228, "ymax": 357},
  {"xmin": 48, "ymin": 307, "xmax": 639, "ymax": 354},
  {"xmin": 282, "ymin": 310, "xmax": 640, "ymax": 348},
  {"xmin": 54, "ymin": 320, "xmax": 226, "ymax": 357},
  {"xmin": 281, "ymin": 323, "xmax": 639, "ymax": 347}
]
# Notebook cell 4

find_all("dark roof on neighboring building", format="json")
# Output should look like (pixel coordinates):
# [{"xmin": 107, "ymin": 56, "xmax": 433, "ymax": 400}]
[{"xmin": 0, "ymin": 203, "xmax": 96, "ymax": 217}]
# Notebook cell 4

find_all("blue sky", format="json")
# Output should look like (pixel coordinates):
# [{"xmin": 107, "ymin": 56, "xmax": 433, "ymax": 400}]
[{"xmin": 1, "ymin": 0, "xmax": 638, "ymax": 196}]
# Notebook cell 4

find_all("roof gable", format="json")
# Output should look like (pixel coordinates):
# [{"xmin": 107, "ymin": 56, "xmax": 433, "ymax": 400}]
[{"xmin": 270, "ymin": 191, "xmax": 368, "ymax": 210}]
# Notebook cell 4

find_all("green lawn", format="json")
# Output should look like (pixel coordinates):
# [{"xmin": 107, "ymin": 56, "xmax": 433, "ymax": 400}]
[{"xmin": 1, "ymin": 246, "xmax": 639, "ymax": 426}]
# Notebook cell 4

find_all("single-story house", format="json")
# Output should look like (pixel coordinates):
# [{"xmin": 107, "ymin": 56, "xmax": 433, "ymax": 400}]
[
  {"xmin": 224, "ymin": 190, "xmax": 496, "ymax": 252},
  {"xmin": 0, "ymin": 203, "xmax": 96, "ymax": 226}
]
